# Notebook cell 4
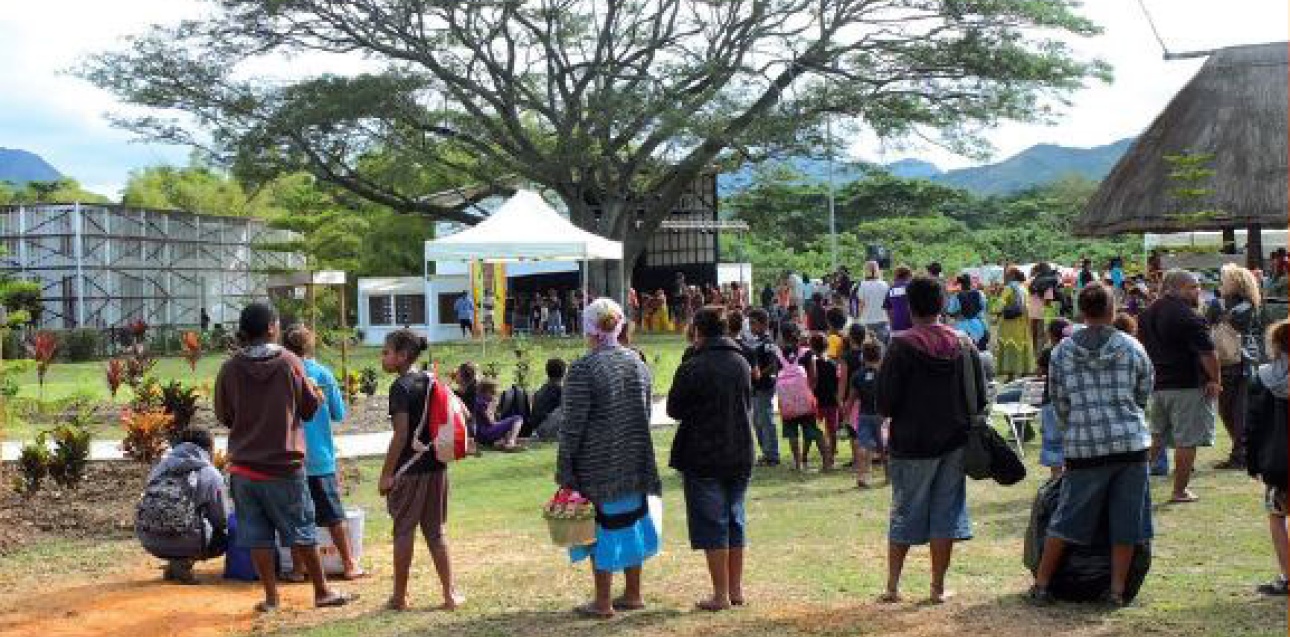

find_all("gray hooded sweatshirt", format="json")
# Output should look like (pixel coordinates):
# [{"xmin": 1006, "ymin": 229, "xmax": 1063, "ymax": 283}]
[{"xmin": 137, "ymin": 442, "xmax": 228, "ymax": 559}]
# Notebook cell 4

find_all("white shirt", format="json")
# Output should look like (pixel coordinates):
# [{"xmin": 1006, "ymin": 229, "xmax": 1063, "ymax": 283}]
[{"xmin": 856, "ymin": 279, "xmax": 890, "ymax": 324}]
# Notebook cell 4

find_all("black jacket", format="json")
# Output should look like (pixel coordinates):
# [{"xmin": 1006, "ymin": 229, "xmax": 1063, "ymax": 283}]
[
  {"xmin": 666, "ymin": 337, "xmax": 755, "ymax": 478},
  {"xmin": 1246, "ymin": 366, "xmax": 1288, "ymax": 489},
  {"xmin": 876, "ymin": 336, "xmax": 987, "ymax": 458}
]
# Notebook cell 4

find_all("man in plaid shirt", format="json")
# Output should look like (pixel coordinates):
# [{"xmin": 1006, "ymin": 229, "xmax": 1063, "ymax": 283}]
[{"xmin": 1030, "ymin": 283, "xmax": 1155, "ymax": 607}]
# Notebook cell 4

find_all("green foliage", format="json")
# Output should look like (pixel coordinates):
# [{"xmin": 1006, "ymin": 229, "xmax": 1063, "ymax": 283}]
[
  {"xmin": 47, "ymin": 417, "xmax": 93, "ymax": 489},
  {"xmin": 3, "ymin": 178, "xmax": 111, "ymax": 205},
  {"xmin": 1, "ymin": 280, "xmax": 43, "ymax": 326},
  {"xmin": 61, "ymin": 329, "xmax": 103, "ymax": 362},
  {"xmin": 160, "ymin": 380, "xmax": 201, "ymax": 432},
  {"xmin": 359, "ymin": 367, "xmax": 379, "ymax": 397},
  {"xmin": 18, "ymin": 434, "xmax": 51, "ymax": 495}
]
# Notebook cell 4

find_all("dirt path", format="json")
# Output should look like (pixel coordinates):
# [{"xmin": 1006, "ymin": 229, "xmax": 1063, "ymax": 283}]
[{"xmin": 0, "ymin": 559, "xmax": 349, "ymax": 637}]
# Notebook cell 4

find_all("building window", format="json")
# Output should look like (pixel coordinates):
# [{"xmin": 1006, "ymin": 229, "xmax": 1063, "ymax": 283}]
[
  {"xmin": 368, "ymin": 295, "xmax": 393, "ymax": 325},
  {"xmin": 394, "ymin": 294, "xmax": 426, "ymax": 325},
  {"xmin": 437, "ymin": 293, "xmax": 464, "ymax": 325}
]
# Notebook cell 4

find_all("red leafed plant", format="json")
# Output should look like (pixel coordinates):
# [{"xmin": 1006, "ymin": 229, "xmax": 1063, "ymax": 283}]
[
  {"xmin": 120, "ymin": 408, "xmax": 172, "ymax": 464},
  {"xmin": 105, "ymin": 358, "xmax": 125, "ymax": 398},
  {"xmin": 27, "ymin": 331, "xmax": 58, "ymax": 400},
  {"xmin": 181, "ymin": 331, "xmax": 202, "ymax": 373}
]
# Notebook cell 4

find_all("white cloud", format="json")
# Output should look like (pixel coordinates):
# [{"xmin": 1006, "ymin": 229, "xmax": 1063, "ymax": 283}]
[{"xmin": 0, "ymin": 0, "xmax": 1285, "ymax": 194}]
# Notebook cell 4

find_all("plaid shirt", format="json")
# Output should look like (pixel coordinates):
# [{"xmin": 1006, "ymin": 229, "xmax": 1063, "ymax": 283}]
[{"xmin": 1049, "ymin": 327, "xmax": 1155, "ymax": 460}]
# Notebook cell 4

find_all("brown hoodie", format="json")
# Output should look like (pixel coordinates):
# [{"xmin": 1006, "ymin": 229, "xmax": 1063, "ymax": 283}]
[{"xmin": 214, "ymin": 345, "xmax": 321, "ymax": 477}]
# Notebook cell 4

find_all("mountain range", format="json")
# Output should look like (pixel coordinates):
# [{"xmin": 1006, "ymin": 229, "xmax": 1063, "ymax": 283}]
[
  {"xmin": 718, "ymin": 137, "xmax": 1135, "ymax": 197},
  {"xmin": 0, "ymin": 148, "xmax": 62, "ymax": 186}
]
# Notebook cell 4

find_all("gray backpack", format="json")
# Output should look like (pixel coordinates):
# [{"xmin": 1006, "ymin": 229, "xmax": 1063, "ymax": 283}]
[{"xmin": 136, "ymin": 470, "xmax": 201, "ymax": 537}]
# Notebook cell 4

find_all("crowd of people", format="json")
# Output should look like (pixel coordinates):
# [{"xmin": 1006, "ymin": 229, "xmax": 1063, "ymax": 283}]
[{"xmin": 132, "ymin": 251, "xmax": 1288, "ymax": 616}]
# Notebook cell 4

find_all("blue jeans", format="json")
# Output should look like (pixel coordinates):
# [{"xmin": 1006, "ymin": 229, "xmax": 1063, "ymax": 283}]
[
  {"xmin": 682, "ymin": 473, "xmax": 750, "ymax": 550},
  {"xmin": 230, "ymin": 473, "xmax": 318, "ymax": 549},
  {"xmin": 888, "ymin": 448, "xmax": 972, "ymax": 545},
  {"xmin": 1049, "ymin": 461, "xmax": 1153, "ymax": 545},
  {"xmin": 752, "ymin": 389, "xmax": 779, "ymax": 463}
]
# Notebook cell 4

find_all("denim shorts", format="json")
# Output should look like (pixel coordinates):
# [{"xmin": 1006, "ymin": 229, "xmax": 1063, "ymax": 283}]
[
  {"xmin": 782, "ymin": 416, "xmax": 821, "ymax": 441},
  {"xmin": 888, "ymin": 447, "xmax": 972, "ymax": 545},
  {"xmin": 1048, "ymin": 461, "xmax": 1153, "ymax": 546},
  {"xmin": 1039, "ymin": 405, "xmax": 1064, "ymax": 468},
  {"xmin": 307, "ymin": 474, "xmax": 346, "ymax": 527},
  {"xmin": 231, "ymin": 473, "xmax": 318, "ymax": 549},
  {"xmin": 853, "ymin": 414, "xmax": 882, "ymax": 450},
  {"xmin": 682, "ymin": 473, "xmax": 750, "ymax": 550}
]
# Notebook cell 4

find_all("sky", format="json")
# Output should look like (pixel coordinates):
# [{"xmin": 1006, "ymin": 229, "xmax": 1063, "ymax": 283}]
[{"xmin": 0, "ymin": 0, "xmax": 1285, "ymax": 197}]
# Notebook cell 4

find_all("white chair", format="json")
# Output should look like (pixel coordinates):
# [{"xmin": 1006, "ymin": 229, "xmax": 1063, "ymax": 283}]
[{"xmin": 990, "ymin": 378, "xmax": 1045, "ymax": 457}]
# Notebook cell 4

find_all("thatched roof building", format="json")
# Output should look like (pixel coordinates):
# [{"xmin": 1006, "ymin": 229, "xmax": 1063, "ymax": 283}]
[{"xmin": 1075, "ymin": 42, "xmax": 1288, "ymax": 239}]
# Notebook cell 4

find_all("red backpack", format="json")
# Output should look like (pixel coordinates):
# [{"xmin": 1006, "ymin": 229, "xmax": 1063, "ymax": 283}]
[{"xmin": 396, "ymin": 366, "xmax": 473, "ymax": 476}]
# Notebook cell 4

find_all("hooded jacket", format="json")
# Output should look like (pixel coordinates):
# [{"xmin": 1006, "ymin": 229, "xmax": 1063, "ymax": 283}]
[
  {"xmin": 1246, "ymin": 358, "xmax": 1288, "ymax": 489},
  {"xmin": 666, "ymin": 337, "xmax": 755, "ymax": 478},
  {"xmin": 137, "ymin": 442, "xmax": 227, "ymax": 558},
  {"xmin": 1049, "ymin": 325, "xmax": 1154, "ymax": 463},
  {"xmin": 214, "ymin": 344, "xmax": 321, "ymax": 477},
  {"xmin": 876, "ymin": 323, "xmax": 987, "ymax": 458}
]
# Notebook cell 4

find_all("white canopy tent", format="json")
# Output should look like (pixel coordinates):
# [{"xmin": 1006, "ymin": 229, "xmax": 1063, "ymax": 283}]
[{"xmin": 423, "ymin": 190, "xmax": 622, "ymax": 263}]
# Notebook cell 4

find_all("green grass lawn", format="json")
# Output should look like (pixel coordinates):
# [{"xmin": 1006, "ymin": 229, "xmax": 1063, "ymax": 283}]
[
  {"xmin": 0, "ymin": 429, "xmax": 1284, "ymax": 636},
  {"xmin": 0, "ymin": 333, "xmax": 687, "ymax": 441}
]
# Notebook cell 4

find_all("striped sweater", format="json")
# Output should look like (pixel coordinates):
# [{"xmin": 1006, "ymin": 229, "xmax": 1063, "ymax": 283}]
[{"xmin": 556, "ymin": 345, "xmax": 662, "ymax": 503}]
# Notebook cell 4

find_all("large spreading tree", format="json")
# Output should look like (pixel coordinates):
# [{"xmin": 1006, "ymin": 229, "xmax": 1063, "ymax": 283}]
[{"xmin": 85, "ymin": 0, "xmax": 1108, "ymax": 297}]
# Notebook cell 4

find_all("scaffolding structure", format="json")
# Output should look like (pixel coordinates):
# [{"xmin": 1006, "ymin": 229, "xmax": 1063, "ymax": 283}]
[{"xmin": 0, "ymin": 203, "xmax": 304, "ymax": 330}]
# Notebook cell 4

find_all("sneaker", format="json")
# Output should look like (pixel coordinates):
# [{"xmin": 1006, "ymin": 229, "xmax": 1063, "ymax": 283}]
[
  {"xmin": 1026, "ymin": 585, "xmax": 1055, "ymax": 606},
  {"xmin": 1257, "ymin": 576, "xmax": 1289, "ymax": 596}
]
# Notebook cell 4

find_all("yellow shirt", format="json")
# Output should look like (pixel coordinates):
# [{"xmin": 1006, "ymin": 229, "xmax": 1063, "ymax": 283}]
[{"xmin": 826, "ymin": 333, "xmax": 844, "ymax": 360}]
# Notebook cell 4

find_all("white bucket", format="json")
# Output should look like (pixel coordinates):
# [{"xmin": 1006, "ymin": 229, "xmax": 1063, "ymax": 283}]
[{"xmin": 277, "ymin": 507, "xmax": 365, "ymax": 575}]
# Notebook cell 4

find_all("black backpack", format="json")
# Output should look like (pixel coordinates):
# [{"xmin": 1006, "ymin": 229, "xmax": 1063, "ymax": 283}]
[
  {"xmin": 498, "ymin": 385, "xmax": 532, "ymax": 426},
  {"xmin": 958, "ymin": 290, "xmax": 983, "ymax": 318}
]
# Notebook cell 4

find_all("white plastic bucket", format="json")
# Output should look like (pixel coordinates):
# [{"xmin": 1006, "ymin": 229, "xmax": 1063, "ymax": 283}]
[{"xmin": 277, "ymin": 507, "xmax": 365, "ymax": 575}]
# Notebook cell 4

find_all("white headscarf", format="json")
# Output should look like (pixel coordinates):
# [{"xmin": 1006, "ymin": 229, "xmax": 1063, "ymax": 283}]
[{"xmin": 582, "ymin": 298, "xmax": 625, "ymax": 349}]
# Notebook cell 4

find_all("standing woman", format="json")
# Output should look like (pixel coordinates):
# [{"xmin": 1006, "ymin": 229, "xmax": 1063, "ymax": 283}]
[
  {"xmin": 1207, "ymin": 263, "xmax": 1264, "ymax": 469},
  {"xmin": 557, "ymin": 298, "xmax": 662, "ymax": 619},
  {"xmin": 996, "ymin": 267, "xmax": 1035, "ymax": 380},
  {"xmin": 946, "ymin": 273, "xmax": 989, "ymax": 351},
  {"xmin": 666, "ymin": 306, "xmax": 754, "ymax": 611}
]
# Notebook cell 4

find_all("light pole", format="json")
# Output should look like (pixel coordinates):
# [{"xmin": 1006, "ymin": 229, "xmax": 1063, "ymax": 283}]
[{"xmin": 826, "ymin": 114, "xmax": 838, "ymax": 273}]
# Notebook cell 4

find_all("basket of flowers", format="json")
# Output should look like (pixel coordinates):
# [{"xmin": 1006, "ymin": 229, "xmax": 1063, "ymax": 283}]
[{"xmin": 543, "ymin": 488, "xmax": 597, "ymax": 547}]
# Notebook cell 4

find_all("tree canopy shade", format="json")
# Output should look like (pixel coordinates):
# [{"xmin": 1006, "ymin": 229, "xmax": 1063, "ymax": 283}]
[{"xmin": 84, "ymin": 0, "xmax": 1109, "ymax": 296}]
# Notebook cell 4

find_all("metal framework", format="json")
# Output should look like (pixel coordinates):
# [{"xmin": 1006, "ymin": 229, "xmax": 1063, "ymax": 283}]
[{"xmin": 0, "ymin": 203, "xmax": 304, "ymax": 329}]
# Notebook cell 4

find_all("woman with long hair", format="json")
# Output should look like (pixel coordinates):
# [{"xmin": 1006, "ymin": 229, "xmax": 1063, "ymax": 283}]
[{"xmin": 1207, "ymin": 263, "xmax": 1264, "ymax": 469}]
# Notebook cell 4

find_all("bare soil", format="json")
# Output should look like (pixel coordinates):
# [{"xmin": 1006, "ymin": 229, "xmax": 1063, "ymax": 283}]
[{"xmin": 0, "ymin": 462, "xmax": 149, "ymax": 555}]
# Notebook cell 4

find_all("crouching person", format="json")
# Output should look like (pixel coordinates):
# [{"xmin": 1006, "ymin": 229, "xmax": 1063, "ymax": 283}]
[{"xmin": 136, "ymin": 426, "xmax": 228, "ymax": 584}]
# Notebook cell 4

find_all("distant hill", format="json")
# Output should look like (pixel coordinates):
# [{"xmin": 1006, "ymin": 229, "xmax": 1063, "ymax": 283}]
[
  {"xmin": 718, "ymin": 138, "xmax": 1134, "ymax": 197},
  {"xmin": 0, "ymin": 148, "xmax": 62, "ymax": 186},
  {"xmin": 931, "ymin": 138, "xmax": 1134, "ymax": 195}
]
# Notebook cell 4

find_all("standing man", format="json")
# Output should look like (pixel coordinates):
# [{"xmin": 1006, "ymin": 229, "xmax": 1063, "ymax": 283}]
[
  {"xmin": 856, "ymin": 261, "xmax": 891, "ymax": 345},
  {"xmin": 214, "ymin": 302, "xmax": 352, "ymax": 612},
  {"xmin": 883, "ymin": 266, "xmax": 914, "ymax": 336},
  {"xmin": 1030, "ymin": 283, "xmax": 1155, "ymax": 606},
  {"xmin": 454, "ymin": 293, "xmax": 475, "ymax": 339},
  {"xmin": 1139, "ymin": 269, "xmax": 1221, "ymax": 504},
  {"xmin": 745, "ymin": 309, "xmax": 781, "ymax": 467},
  {"xmin": 672, "ymin": 272, "xmax": 688, "ymax": 324},
  {"xmin": 876, "ymin": 277, "xmax": 984, "ymax": 604}
]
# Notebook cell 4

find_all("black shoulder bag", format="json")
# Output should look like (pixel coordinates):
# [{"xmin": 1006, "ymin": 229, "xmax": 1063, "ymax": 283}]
[{"xmin": 960, "ymin": 339, "xmax": 1026, "ymax": 485}]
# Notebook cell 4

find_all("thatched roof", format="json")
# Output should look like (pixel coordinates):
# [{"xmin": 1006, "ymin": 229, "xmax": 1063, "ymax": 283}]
[{"xmin": 1075, "ymin": 42, "xmax": 1288, "ymax": 236}]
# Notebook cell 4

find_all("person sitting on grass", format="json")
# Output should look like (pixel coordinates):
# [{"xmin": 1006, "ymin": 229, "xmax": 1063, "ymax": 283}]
[
  {"xmin": 1246, "ymin": 319, "xmax": 1290, "ymax": 596},
  {"xmin": 214, "ymin": 302, "xmax": 352, "ymax": 613},
  {"xmin": 136, "ymin": 425, "xmax": 228, "ymax": 585},
  {"xmin": 378, "ymin": 329, "xmax": 464, "ymax": 611},
  {"xmin": 1030, "ymin": 283, "xmax": 1155, "ymax": 608},
  {"xmin": 528, "ymin": 358, "xmax": 567, "ymax": 439},
  {"xmin": 282, "ymin": 325, "xmax": 366, "ymax": 582},
  {"xmin": 472, "ymin": 377, "xmax": 525, "ymax": 452}
]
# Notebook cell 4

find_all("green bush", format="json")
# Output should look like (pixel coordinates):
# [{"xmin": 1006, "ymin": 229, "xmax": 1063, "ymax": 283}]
[
  {"xmin": 62, "ymin": 328, "xmax": 103, "ymax": 362},
  {"xmin": 18, "ymin": 435, "xmax": 51, "ymax": 495},
  {"xmin": 47, "ymin": 418, "xmax": 93, "ymax": 489}
]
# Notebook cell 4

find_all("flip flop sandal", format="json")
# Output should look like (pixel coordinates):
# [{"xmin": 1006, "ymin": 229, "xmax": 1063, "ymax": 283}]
[
  {"xmin": 384, "ymin": 598, "xmax": 409, "ymax": 611},
  {"xmin": 573, "ymin": 602, "xmax": 614, "ymax": 619},
  {"xmin": 254, "ymin": 601, "xmax": 280, "ymax": 614},
  {"xmin": 316, "ymin": 592, "xmax": 358, "ymax": 608},
  {"xmin": 611, "ymin": 598, "xmax": 646, "ymax": 611},
  {"xmin": 1169, "ymin": 493, "xmax": 1199, "ymax": 504}
]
